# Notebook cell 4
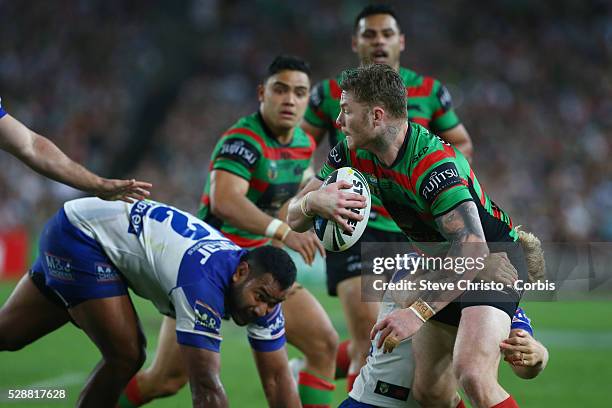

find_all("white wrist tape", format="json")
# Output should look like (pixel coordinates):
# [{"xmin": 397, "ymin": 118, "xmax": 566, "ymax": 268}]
[{"xmin": 265, "ymin": 219, "xmax": 283, "ymax": 238}]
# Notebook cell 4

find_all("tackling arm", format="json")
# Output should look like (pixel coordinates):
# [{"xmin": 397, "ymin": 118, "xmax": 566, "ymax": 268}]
[
  {"xmin": 0, "ymin": 114, "xmax": 151, "ymax": 202},
  {"xmin": 502, "ymin": 329, "xmax": 549, "ymax": 379},
  {"xmin": 252, "ymin": 348, "xmax": 301, "ymax": 408},
  {"xmin": 180, "ymin": 345, "xmax": 228, "ymax": 408}
]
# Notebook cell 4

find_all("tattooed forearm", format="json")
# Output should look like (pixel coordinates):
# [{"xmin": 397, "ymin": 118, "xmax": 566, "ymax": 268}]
[
  {"xmin": 435, "ymin": 201, "xmax": 486, "ymax": 243},
  {"xmin": 414, "ymin": 201, "xmax": 489, "ymax": 311}
]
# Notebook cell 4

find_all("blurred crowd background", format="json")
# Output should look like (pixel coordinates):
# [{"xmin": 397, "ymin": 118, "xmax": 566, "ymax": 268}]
[{"xmin": 1, "ymin": 0, "xmax": 610, "ymax": 243}]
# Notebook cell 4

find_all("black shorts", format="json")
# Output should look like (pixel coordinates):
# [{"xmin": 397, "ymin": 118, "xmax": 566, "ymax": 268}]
[
  {"xmin": 431, "ymin": 239, "xmax": 528, "ymax": 325},
  {"xmin": 325, "ymin": 226, "xmax": 409, "ymax": 296}
]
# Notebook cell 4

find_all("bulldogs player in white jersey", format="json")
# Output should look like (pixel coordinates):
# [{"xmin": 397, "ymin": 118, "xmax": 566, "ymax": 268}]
[
  {"xmin": 0, "ymin": 197, "xmax": 300, "ymax": 408},
  {"xmin": 341, "ymin": 267, "xmax": 549, "ymax": 408}
]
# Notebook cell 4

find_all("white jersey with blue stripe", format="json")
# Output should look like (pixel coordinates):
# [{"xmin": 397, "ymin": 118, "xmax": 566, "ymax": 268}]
[{"xmin": 63, "ymin": 197, "xmax": 286, "ymax": 352}]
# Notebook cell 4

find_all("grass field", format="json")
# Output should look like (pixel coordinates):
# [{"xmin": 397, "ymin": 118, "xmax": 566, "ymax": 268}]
[{"xmin": 1, "ymin": 271, "xmax": 611, "ymax": 407}]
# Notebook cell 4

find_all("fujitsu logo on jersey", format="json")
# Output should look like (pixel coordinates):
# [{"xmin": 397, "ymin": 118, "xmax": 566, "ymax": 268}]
[
  {"xmin": 219, "ymin": 138, "xmax": 259, "ymax": 167},
  {"xmin": 419, "ymin": 162, "xmax": 462, "ymax": 204}
]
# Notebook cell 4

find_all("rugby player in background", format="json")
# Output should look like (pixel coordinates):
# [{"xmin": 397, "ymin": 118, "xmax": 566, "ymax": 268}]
[
  {"xmin": 119, "ymin": 56, "xmax": 339, "ymax": 408},
  {"xmin": 289, "ymin": 64, "xmax": 528, "ymax": 408},
  {"xmin": 0, "ymin": 98, "xmax": 151, "ymax": 202},
  {"xmin": 0, "ymin": 197, "xmax": 300, "ymax": 408},
  {"xmin": 300, "ymin": 4, "xmax": 473, "ymax": 391}
]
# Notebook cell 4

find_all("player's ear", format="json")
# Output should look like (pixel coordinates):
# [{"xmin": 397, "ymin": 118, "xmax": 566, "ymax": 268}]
[
  {"xmin": 257, "ymin": 84, "xmax": 265, "ymax": 102},
  {"xmin": 373, "ymin": 106, "xmax": 385, "ymax": 124},
  {"xmin": 399, "ymin": 33, "xmax": 405, "ymax": 52},
  {"xmin": 232, "ymin": 261, "xmax": 250, "ymax": 283}
]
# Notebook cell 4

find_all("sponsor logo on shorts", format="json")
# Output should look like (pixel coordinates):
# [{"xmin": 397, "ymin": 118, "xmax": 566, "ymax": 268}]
[
  {"xmin": 95, "ymin": 263, "xmax": 121, "ymax": 282},
  {"xmin": 347, "ymin": 254, "xmax": 362, "ymax": 272},
  {"xmin": 45, "ymin": 253, "xmax": 74, "ymax": 281},
  {"xmin": 419, "ymin": 162, "xmax": 462, "ymax": 204},
  {"xmin": 374, "ymin": 380, "xmax": 410, "ymax": 401}
]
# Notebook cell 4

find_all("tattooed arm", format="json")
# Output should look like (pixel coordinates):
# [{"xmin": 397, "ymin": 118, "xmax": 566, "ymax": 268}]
[
  {"xmin": 423, "ymin": 200, "xmax": 490, "ymax": 312},
  {"xmin": 371, "ymin": 201, "xmax": 491, "ymax": 349}
]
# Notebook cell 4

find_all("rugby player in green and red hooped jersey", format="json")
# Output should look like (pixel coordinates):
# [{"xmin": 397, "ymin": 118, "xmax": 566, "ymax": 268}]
[
  {"xmin": 300, "ymin": 4, "xmax": 475, "ymax": 391},
  {"xmin": 197, "ymin": 110, "xmax": 316, "ymax": 248},
  {"xmin": 118, "ymin": 56, "xmax": 338, "ymax": 408},
  {"xmin": 289, "ymin": 64, "xmax": 524, "ymax": 408}
]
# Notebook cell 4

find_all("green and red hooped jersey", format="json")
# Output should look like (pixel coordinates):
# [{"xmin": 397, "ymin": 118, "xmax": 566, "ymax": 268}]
[
  {"xmin": 317, "ymin": 122, "xmax": 516, "ymax": 244},
  {"xmin": 305, "ymin": 67, "xmax": 461, "ymax": 233},
  {"xmin": 198, "ymin": 112, "xmax": 315, "ymax": 248}
]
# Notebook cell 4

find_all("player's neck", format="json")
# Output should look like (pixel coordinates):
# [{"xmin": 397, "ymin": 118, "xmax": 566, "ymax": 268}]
[
  {"xmin": 372, "ymin": 121, "xmax": 408, "ymax": 167},
  {"xmin": 270, "ymin": 126, "xmax": 294, "ymax": 144},
  {"xmin": 259, "ymin": 111, "xmax": 294, "ymax": 144}
]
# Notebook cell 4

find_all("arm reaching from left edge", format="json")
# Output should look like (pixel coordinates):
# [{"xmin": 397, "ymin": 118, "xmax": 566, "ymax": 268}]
[
  {"xmin": 501, "ymin": 329, "xmax": 549, "ymax": 379},
  {"xmin": 253, "ymin": 348, "xmax": 301, "ymax": 408},
  {"xmin": 180, "ymin": 345, "xmax": 228, "ymax": 408},
  {"xmin": 371, "ymin": 201, "xmax": 490, "ymax": 350},
  {"xmin": 0, "ymin": 114, "xmax": 151, "ymax": 202}
]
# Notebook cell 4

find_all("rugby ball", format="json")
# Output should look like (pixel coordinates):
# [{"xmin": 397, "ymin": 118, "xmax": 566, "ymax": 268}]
[{"xmin": 313, "ymin": 167, "xmax": 371, "ymax": 252}]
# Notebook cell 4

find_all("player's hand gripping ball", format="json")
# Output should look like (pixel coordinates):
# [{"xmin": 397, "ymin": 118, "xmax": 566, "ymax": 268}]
[{"xmin": 313, "ymin": 167, "xmax": 371, "ymax": 252}]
